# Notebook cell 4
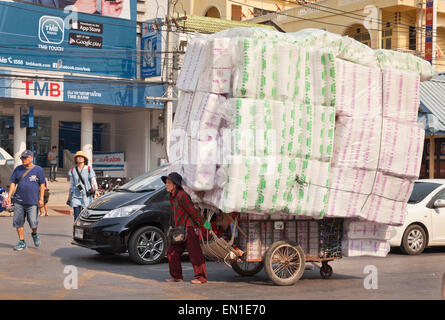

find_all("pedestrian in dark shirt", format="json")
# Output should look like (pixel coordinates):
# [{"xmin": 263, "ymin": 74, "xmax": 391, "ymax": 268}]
[
  {"xmin": 6, "ymin": 150, "xmax": 46, "ymax": 251},
  {"xmin": 162, "ymin": 172, "xmax": 209, "ymax": 284}
]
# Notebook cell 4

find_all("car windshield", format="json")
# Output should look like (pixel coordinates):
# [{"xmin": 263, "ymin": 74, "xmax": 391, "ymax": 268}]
[
  {"xmin": 117, "ymin": 165, "xmax": 168, "ymax": 192},
  {"xmin": 408, "ymin": 182, "xmax": 442, "ymax": 204}
]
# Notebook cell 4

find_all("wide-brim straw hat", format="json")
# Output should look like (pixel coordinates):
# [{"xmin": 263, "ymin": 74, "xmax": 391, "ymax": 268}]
[{"xmin": 74, "ymin": 151, "xmax": 88, "ymax": 161}]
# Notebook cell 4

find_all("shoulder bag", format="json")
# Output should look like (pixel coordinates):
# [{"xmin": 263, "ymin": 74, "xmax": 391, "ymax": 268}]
[
  {"xmin": 75, "ymin": 166, "xmax": 94, "ymax": 197},
  {"xmin": 167, "ymin": 193, "xmax": 201, "ymax": 245}
]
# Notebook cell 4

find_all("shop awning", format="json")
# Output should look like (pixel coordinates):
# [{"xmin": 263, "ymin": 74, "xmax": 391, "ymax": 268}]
[
  {"xmin": 419, "ymin": 73, "xmax": 445, "ymax": 135},
  {"xmin": 176, "ymin": 15, "xmax": 277, "ymax": 34}
]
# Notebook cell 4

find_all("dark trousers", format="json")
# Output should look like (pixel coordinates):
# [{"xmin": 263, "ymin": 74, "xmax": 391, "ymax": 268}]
[
  {"xmin": 167, "ymin": 226, "xmax": 207, "ymax": 282},
  {"xmin": 73, "ymin": 206, "xmax": 83, "ymax": 221},
  {"xmin": 50, "ymin": 164, "xmax": 57, "ymax": 180}
]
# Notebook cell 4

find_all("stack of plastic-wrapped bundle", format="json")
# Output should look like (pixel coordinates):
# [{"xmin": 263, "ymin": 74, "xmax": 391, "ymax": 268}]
[{"xmin": 169, "ymin": 28, "xmax": 434, "ymax": 257}]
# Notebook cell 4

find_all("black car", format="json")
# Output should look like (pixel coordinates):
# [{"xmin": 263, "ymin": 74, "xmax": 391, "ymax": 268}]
[{"xmin": 72, "ymin": 165, "xmax": 172, "ymax": 265}]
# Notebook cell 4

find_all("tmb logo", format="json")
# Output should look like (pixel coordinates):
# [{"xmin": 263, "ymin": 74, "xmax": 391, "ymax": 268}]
[
  {"xmin": 39, "ymin": 16, "xmax": 64, "ymax": 44},
  {"xmin": 16, "ymin": 80, "xmax": 64, "ymax": 101}
]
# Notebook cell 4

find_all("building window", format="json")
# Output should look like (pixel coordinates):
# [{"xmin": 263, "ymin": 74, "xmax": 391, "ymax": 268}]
[
  {"xmin": 232, "ymin": 5, "xmax": 242, "ymax": 21},
  {"xmin": 382, "ymin": 29, "xmax": 392, "ymax": 49},
  {"xmin": 409, "ymin": 26, "xmax": 417, "ymax": 51},
  {"xmin": 205, "ymin": 7, "xmax": 221, "ymax": 18},
  {"xmin": 253, "ymin": 7, "xmax": 274, "ymax": 17},
  {"xmin": 0, "ymin": 116, "xmax": 14, "ymax": 156}
]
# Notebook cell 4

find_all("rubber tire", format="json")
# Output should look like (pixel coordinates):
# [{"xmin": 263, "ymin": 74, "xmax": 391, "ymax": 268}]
[
  {"xmin": 230, "ymin": 260, "xmax": 264, "ymax": 277},
  {"xmin": 401, "ymin": 224, "xmax": 427, "ymax": 255},
  {"xmin": 320, "ymin": 263, "xmax": 333, "ymax": 279},
  {"xmin": 264, "ymin": 240, "xmax": 305, "ymax": 286},
  {"xmin": 128, "ymin": 226, "xmax": 167, "ymax": 265}
]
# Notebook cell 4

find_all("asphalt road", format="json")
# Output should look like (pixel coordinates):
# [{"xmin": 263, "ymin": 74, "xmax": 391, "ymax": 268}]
[{"xmin": 0, "ymin": 215, "xmax": 444, "ymax": 300}]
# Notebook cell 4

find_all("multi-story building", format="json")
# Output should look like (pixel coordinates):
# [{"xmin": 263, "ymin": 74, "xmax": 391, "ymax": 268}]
[
  {"xmin": 178, "ymin": 0, "xmax": 445, "ymax": 71},
  {"xmin": 248, "ymin": 0, "xmax": 445, "ymax": 71},
  {"xmin": 178, "ymin": 0, "xmax": 296, "ymax": 21},
  {"xmin": 0, "ymin": 0, "xmax": 166, "ymax": 179}
]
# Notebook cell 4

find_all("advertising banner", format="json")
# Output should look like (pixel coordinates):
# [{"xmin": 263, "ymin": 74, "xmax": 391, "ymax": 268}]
[
  {"xmin": 0, "ymin": 0, "xmax": 137, "ymax": 78},
  {"xmin": 425, "ymin": 0, "xmax": 437, "ymax": 65},
  {"xmin": 141, "ymin": 18, "xmax": 162, "ymax": 78},
  {"xmin": 0, "ymin": 70, "xmax": 165, "ymax": 108},
  {"xmin": 93, "ymin": 152, "xmax": 124, "ymax": 171}
]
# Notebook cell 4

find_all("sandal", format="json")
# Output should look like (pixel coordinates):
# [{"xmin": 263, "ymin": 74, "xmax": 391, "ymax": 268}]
[
  {"xmin": 165, "ymin": 278, "xmax": 183, "ymax": 283},
  {"xmin": 190, "ymin": 279, "xmax": 206, "ymax": 284}
]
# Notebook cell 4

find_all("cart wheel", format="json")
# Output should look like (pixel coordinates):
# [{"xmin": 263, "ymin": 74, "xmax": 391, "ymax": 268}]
[
  {"xmin": 230, "ymin": 260, "xmax": 264, "ymax": 277},
  {"xmin": 264, "ymin": 240, "xmax": 305, "ymax": 286},
  {"xmin": 320, "ymin": 262, "xmax": 333, "ymax": 279}
]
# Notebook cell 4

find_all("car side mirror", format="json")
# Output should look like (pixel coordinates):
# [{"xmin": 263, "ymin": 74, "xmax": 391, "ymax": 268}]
[{"xmin": 434, "ymin": 199, "xmax": 445, "ymax": 208}]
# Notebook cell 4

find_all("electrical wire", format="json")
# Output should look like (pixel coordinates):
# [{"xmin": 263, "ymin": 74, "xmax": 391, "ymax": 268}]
[{"xmin": 227, "ymin": 0, "xmax": 445, "ymax": 62}]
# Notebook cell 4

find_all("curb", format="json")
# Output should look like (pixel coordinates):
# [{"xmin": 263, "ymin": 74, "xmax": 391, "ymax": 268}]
[{"xmin": 49, "ymin": 206, "xmax": 71, "ymax": 216}]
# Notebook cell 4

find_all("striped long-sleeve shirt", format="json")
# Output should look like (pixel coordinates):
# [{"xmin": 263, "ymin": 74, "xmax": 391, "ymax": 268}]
[{"xmin": 169, "ymin": 189, "xmax": 203, "ymax": 227}]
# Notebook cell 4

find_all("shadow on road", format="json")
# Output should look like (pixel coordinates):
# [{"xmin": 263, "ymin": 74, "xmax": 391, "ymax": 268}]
[
  {"xmin": 51, "ymin": 246, "xmax": 361, "ymax": 286},
  {"xmin": 390, "ymin": 246, "xmax": 445, "ymax": 255},
  {"xmin": 0, "ymin": 243, "xmax": 12, "ymax": 249},
  {"xmin": 39, "ymin": 233, "xmax": 73, "ymax": 239}
]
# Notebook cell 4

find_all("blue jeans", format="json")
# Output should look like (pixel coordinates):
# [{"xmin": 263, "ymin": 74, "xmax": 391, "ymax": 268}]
[
  {"xmin": 13, "ymin": 203, "xmax": 38, "ymax": 229},
  {"xmin": 73, "ymin": 206, "xmax": 83, "ymax": 221}
]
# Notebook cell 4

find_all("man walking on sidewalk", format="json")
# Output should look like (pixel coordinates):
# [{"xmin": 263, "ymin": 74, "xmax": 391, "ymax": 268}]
[{"xmin": 6, "ymin": 150, "xmax": 46, "ymax": 251}]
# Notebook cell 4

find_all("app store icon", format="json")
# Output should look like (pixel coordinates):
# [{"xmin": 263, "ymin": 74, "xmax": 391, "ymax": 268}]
[{"xmin": 39, "ymin": 16, "xmax": 64, "ymax": 45}]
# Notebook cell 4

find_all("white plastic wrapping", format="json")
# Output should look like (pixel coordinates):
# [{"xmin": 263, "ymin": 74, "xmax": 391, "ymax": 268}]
[
  {"xmin": 343, "ymin": 219, "xmax": 393, "ymax": 240},
  {"xmin": 170, "ymin": 28, "xmax": 429, "ymax": 251},
  {"xmin": 342, "ymin": 239, "xmax": 390, "ymax": 257},
  {"xmin": 382, "ymin": 69, "xmax": 420, "ymax": 122},
  {"xmin": 375, "ymin": 49, "xmax": 435, "ymax": 81},
  {"xmin": 379, "ymin": 119, "xmax": 425, "ymax": 179},
  {"xmin": 335, "ymin": 59, "xmax": 382, "ymax": 117}
]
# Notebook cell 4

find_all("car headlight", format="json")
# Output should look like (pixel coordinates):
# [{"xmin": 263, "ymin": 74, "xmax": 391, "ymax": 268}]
[
  {"xmin": 103, "ymin": 205, "xmax": 144, "ymax": 219},
  {"xmin": 80, "ymin": 207, "xmax": 88, "ymax": 218}
]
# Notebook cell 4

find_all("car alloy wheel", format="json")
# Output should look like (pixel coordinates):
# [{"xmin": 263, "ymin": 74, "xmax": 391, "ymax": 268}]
[
  {"xmin": 137, "ymin": 231, "xmax": 164, "ymax": 261},
  {"xmin": 402, "ymin": 224, "xmax": 427, "ymax": 255},
  {"xmin": 407, "ymin": 229, "xmax": 424, "ymax": 252},
  {"xmin": 129, "ymin": 226, "xmax": 167, "ymax": 265}
]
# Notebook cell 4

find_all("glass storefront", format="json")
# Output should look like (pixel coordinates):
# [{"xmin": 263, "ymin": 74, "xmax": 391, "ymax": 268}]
[
  {"xmin": 0, "ymin": 116, "xmax": 14, "ymax": 156},
  {"xmin": 0, "ymin": 115, "xmax": 51, "ymax": 167},
  {"xmin": 27, "ymin": 116, "xmax": 51, "ymax": 167}
]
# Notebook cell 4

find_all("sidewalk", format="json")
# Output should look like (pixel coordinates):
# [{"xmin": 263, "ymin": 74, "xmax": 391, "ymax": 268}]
[{"xmin": 0, "ymin": 178, "xmax": 72, "ymax": 217}]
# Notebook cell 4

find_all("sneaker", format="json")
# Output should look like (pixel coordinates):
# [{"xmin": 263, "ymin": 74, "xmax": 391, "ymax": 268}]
[
  {"xmin": 13, "ymin": 240, "xmax": 27, "ymax": 251},
  {"xmin": 32, "ymin": 233, "xmax": 40, "ymax": 247}
]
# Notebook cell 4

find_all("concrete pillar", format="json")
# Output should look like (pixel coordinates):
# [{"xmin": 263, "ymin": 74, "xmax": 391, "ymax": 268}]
[
  {"xmin": 429, "ymin": 136, "xmax": 435, "ymax": 179},
  {"xmin": 13, "ymin": 105, "xmax": 27, "ymax": 167},
  {"xmin": 144, "ymin": 110, "xmax": 152, "ymax": 172},
  {"xmin": 81, "ymin": 105, "xmax": 93, "ymax": 165}
]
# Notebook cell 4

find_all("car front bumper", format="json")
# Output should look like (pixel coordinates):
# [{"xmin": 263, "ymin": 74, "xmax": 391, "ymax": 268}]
[{"xmin": 72, "ymin": 213, "xmax": 131, "ymax": 253}]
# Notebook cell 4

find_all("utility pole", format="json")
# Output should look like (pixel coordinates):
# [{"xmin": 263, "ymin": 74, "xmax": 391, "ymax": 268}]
[{"xmin": 164, "ymin": 0, "xmax": 174, "ymax": 162}]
